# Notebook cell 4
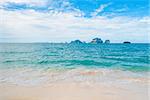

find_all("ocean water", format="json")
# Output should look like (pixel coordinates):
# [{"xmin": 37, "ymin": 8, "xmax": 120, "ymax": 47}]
[{"xmin": 0, "ymin": 43, "xmax": 149, "ymax": 85}]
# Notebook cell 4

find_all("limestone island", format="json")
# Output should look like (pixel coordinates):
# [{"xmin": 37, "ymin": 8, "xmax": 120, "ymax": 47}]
[
  {"xmin": 70, "ymin": 38, "xmax": 111, "ymax": 44},
  {"xmin": 90, "ymin": 38, "xmax": 103, "ymax": 44}
]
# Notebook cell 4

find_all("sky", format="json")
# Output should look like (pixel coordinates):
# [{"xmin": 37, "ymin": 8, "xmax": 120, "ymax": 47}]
[{"xmin": 0, "ymin": 0, "xmax": 149, "ymax": 43}]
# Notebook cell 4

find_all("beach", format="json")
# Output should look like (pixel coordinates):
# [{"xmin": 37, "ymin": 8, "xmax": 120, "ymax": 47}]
[
  {"xmin": 0, "ymin": 77, "xmax": 149, "ymax": 100},
  {"xmin": 0, "ymin": 68, "xmax": 149, "ymax": 100},
  {"xmin": 0, "ymin": 43, "xmax": 149, "ymax": 100}
]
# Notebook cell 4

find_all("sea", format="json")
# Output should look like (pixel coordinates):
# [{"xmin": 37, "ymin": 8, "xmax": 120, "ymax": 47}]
[{"xmin": 0, "ymin": 43, "xmax": 149, "ymax": 86}]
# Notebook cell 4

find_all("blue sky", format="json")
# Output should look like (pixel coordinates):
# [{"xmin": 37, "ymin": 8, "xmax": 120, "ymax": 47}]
[{"xmin": 0, "ymin": 0, "xmax": 149, "ymax": 43}]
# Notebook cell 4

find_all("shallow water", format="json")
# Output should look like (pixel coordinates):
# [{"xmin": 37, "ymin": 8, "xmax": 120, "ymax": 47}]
[
  {"xmin": 0, "ymin": 43, "xmax": 149, "ymax": 85},
  {"xmin": 0, "ymin": 43, "xmax": 149, "ymax": 71}
]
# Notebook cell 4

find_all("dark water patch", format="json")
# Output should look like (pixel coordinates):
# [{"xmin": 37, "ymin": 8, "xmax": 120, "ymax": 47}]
[
  {"xmin": 101, "ymin": 56, "xmax": 149, "ymax": 64},
  {"xmin": 42, "ymin": 54, "xmax": 59, "ymax": 57},
  {"xmin": 120, "ymin": 64, "xmax": 149, "ymax": 72},
  {"xmin": 3, "ymin": 60, "xmax": 28, "ymax": 63},
  {"xmin": 0, "ymin": 51, "xmax": 32, "ymax": 54},
  {"xmin": 37, "ymin": 59, "xmax": 118, "ymax": 68}
]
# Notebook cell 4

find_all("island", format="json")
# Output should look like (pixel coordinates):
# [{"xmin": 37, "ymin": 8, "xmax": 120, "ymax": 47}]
[
  {"xmin": 68, "ymin": 38, "xmax": 132, "ymax": 44},
  {"xmin": 104, "ymin": 40, "xmax": 110, "ymax": 44},
  {"xmin": 90, "ymin": 38, "xmax": 103, "ymax": 44},
  {"xmin": 70, "ymin": 40, "xmax": 83, "ymax": 44},
  {"xmin": 123, "ymin": 41, "xmax": 131, "ymax": 44},
  {"xmin": 70, "ymin": 38, "xmax": 112, "ymax": 44}
]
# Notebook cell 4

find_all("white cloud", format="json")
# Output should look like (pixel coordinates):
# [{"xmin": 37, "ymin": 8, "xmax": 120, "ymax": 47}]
[
  {"xmin": 0, "ymin": 0, "xmax": 49, "ymax": 12},
  {"xmin": 0, "ymin": 0, "xmax": 149, "ymax": 43},
  {"xmin": 0, "ymin": 0, "xmax": 48, "ymax": 5},
  {"xmin": 0, "ymin": 8, "xmax": 149, "ymax": 43},
  {"xmin": 0, "ymin": 0, "xmax": 84, "ymax": 17}
]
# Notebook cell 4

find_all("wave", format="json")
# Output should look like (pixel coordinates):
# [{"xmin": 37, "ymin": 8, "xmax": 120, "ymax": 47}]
[{"xmin": 0, "ymin": 67, "xmax": 148, "ymax": 86}]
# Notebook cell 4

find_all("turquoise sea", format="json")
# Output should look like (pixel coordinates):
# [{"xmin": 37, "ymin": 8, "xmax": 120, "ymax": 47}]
[{"xmin": 0, "ymin": 43, "xmax": 149, "ymax": 85}]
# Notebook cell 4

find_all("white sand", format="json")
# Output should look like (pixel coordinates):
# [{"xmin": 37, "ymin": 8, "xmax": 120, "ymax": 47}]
[
  {"xmin": 0, "ymin": 68, "xmax": 149, "ymax": 100},
  {"xmin": 0, "ymin": 82, "xmax": 149, "ymax": 100}
]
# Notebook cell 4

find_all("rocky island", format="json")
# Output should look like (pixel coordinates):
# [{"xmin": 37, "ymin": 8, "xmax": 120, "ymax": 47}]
[
  {"xmin": 123, "ymin": 41, "xmax": 131, "ymax": 44},
  {"xmin": 90, "ymin": 38, "xmax": 103, "ymax": 44},
  {"xmin": 70, "ymin": 38, "xmax": 111, "ymax": 44},
  {"xmin": 104, "ymin": 40, "xmax": 110, "ymax": 44},
  {"xmin": 70, "ymin": 40, "xmax": 83, "ymax": 44}
]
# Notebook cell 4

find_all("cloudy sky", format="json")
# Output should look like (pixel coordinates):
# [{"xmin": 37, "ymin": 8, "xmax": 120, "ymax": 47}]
[{"xmin": 0, "ymin": 0, "xmax": 149, "ymax": 43}]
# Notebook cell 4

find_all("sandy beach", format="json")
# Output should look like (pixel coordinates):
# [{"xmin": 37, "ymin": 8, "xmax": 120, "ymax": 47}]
[
  {"xmin": 0, "ymin": 68, "xmax": 149, "ymax": 100},
  {"xmin": 0, "ymin": 74, "xmax": 149, "ymax": 100}
]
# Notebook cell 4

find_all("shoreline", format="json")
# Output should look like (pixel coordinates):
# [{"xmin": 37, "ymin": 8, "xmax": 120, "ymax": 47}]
[
  {"xmin": 0, "ymin": 68, "xmax": 149, "ymax": 100},
  {"xmin": 0, "ymin": 67, "xmax": 148, "ymax": 86}
]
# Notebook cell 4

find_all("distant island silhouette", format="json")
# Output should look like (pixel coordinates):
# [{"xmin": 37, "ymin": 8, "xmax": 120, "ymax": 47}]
[
  {"xmin": 123, "ymin": 41, "xmax": 131, "ymax": 44},
  {"xmin": 70, "ymin": 38, "xmax": 131, "ymax": 44}
]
